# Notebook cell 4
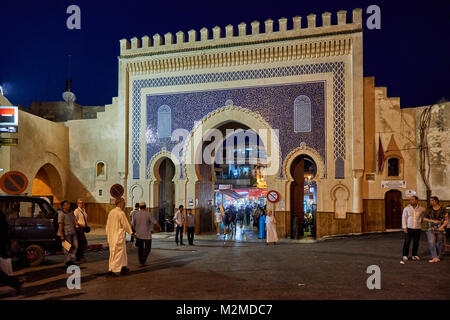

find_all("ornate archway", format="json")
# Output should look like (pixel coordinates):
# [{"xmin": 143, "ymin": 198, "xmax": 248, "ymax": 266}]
[
  {"xmin": 181, "ymin": 105, "xmax": 282, "ymax": 233},
  {"xmin": 147, "ymin": 150, "xmax": 183, "ymax": 210}
]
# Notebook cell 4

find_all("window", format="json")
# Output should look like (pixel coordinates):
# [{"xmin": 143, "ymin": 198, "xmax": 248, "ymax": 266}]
[
  {"xmin": 294, "ymin": 95, "xmax": 312, "ymax": 132},
  {"xmin": 97, "ymin": 162, "xmax": 105, "ymax": 177},
  {"xmin": 157, "ymin": 105, "xmax": 171, "ymax": 139},
  {"xmin": 388, "ymin": 158, "xmax": 399, "ymax": 176},
  {"xmin": 96, "ymin": 161, "xmax": 107, "ymax": 180}
]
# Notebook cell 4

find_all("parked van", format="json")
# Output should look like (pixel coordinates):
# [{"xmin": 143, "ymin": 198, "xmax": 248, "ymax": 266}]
[{"xmin": 0, "ymin": 195, "xmax": 62, "ymax": 266}]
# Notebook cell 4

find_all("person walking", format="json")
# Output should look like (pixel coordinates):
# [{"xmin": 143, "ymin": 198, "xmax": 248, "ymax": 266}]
[
  {"xmin": 0, "ymin": 203, "xmax": 23, "ymax": 295},
  {"xmin": 259, "ymin": 210, "xmax": 266, "ymax": 239},
  {"xmin": 173, "ymin": 205, "xmax": 185, "ymax": 246},
  {"xmin": 74, "ymin": 199, "xmax": 88, "ymax": 263},
  {"xmin": 400, "ymin": 196, "xmax": 425, "ymax": 263},
  {"xmin": 58, "ymin": 200, "xmax": 79, "ymax": 267},
  {"xmin": 223, "ymin": 208, "xmax": 230, "ymax": 235},
  {"xmin": 215, "ymin": 208, "xmax": 223, "ymax": 235},
  {"xmin": 423, "ymin": 196, "xmax": 448, "ymax": 263},
  {"xmin": 106, "ymin": 197, "xmax": 133, "ymax": 276},
  {"xmin": 186, "ymin": 209, "xmax": 196, "ymax": 245},
  {"xmin": 245, "ymin": 206, "xmax": 251, "ymax": 226},
  {"xmin": 131, "ymin": 202, "xmax": 162, "ymax": 267},
  {"xmin": 130, "ymin": 203, "xmax": 140, "ymax": 221},
  {"xmin": 129, "ymin": 203, "xmax": 140, "ymax": 246},
  {"xmin": 266, "ymin": 211, "xmax": 279, "ymax": 245}
]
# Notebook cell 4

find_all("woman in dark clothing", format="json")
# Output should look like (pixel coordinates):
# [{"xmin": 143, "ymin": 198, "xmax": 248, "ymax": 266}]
[{"xmin": 423, "ymin": 197, "xmax": 448, "ymax": 263}]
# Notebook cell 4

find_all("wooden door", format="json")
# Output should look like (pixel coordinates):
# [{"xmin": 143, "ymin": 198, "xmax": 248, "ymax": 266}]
[
  {"xmin": 385, "ymin": 190, "xmax": 402, "ymax": 229},
  {"xmin": 198, "ymin": 162, "xmax": 213, "ymax": 233},
  {"xmin": 158, "ymin": 158, "xmax": 175, "ymax": 230},
  {"xmin": 290, "ymin": 158, "xmax": 304, "ymax": 239}
]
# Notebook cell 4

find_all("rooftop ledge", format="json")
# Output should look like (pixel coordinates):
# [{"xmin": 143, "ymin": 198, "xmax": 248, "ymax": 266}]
[{"xmin": 119, "ymin": 9, "xmax": 362, "ymax": 58}]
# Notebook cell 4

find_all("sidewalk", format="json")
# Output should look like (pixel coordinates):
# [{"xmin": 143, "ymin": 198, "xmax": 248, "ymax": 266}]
[{"xmin": 85, "ymin": 224, "xmax": 317, "ymax": 250}]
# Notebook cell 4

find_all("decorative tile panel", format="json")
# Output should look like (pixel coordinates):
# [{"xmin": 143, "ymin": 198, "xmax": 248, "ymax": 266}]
[{"xmin": 131, "ymin": 62, "xmax": 345, "ymax": 180}]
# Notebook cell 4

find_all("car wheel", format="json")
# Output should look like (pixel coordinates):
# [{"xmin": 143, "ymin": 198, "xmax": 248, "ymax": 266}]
[{"xmin": 25, "ymin": 244, "xmax": 45, "ymax": 267}]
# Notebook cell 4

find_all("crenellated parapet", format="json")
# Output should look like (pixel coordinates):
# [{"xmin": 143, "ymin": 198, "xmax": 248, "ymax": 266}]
[{"xmin": 120, "ymin": 9, "xmax": 362, "ymax": 59}]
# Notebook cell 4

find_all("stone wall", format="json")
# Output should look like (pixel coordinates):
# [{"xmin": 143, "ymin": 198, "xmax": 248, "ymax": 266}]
[
  {"xmin": 65, "ymin": 98, "xmax": 122, "ymax": 204},
  {"xmin": 0, "ymin": 94, "xmax": 70, "ymax": 203}
]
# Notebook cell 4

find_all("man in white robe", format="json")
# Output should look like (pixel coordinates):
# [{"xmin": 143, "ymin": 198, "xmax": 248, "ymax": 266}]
[
  {"xmin": 106, "ymin": 197, "xmax": 133, "ymax": 276},
  {"xmin": 266, "ymin": 211, "xmax": 279, "ymax": 245}
]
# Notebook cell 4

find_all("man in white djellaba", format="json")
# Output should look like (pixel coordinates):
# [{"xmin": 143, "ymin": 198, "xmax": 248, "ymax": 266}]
[
  {"xmin": 266, "ymin": 211, "xmax": 279, "ymax": 245},
  {"xmin": 106, "ymin": 197, "xmax": 134, "ymax": 277}
]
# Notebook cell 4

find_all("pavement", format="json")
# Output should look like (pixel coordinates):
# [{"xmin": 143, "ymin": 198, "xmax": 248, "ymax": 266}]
[
  {"xmin": 84, "ymin": 223, "xmax": 318, "ymax": 250},
  {"xmin": 1, "ymin": 228, "xmax": 449, "ymax": 300}
]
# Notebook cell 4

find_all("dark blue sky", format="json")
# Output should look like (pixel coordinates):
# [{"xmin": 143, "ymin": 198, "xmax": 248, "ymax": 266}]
[{"xmin": 0, "ymin": 0, "xmax": 449, "ymax": 108}]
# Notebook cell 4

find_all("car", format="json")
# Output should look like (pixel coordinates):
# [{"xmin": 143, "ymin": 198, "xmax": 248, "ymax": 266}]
[{"xmin": 0, "ymin": 194, "xmax": 62, "ymax": 266}]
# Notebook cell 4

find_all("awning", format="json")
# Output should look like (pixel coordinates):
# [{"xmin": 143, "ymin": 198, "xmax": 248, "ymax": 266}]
[{"xmin": 219, "ymin": 189, "xmax": 244, "ymax": 200}]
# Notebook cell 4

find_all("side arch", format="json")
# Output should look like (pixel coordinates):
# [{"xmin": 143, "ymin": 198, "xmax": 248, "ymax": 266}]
[
  {"xmin": 27, "ymin": 152, "xmax": 67, "ymax": 200},
  {"xmin": 283, "ymin": 144, "xmax": 325, "ymax": 182},
  {"xmin": 330, "ymin": 183, "xmax": 350, "ymax": 219}
]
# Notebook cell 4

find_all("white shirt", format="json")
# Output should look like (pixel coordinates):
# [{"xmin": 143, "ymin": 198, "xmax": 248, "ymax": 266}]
[
  {"xmin": 215, "ymin": 211, "xmax": 222, "ymax": 223},
  {"xmin": 130, "ymin": 208, "xmax": 139, "ymax": 220},
  {"xmin": 74, "ymin": 207, "xmax": 88, "ymax": 227},
  {"xmin": 402, "ymin": 204, "xmax": 425, "ymax": 229},
  {"xmin": 173, "ymin": 210, "xmax": 185, "ymax": 227}
]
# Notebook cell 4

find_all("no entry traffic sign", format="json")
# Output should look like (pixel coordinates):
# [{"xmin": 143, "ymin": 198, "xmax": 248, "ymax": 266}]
[
  {"xmin": 0, "ymin": 171, "xmax": 28, "ymax": 195},
  {"xmin": 267, "ymin": 190, "xmax": 280, "ymax": 203},
  {"xmin": 110, "ymin": 184, "xmax": 124, "ymax": 199}
]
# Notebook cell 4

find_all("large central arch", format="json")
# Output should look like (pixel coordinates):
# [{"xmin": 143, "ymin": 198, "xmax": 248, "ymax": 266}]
[
  {"xmin": 183, "ymin": 105, "xmax": 282, "ymax": 183},
  {"xmin": 181, "ymin": 105, "xmax": 282, "ymax": 233}
]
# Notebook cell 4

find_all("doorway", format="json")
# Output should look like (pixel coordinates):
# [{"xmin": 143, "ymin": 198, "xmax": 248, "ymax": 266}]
[
  {"xmin": 31, "ymin": 163, "xmax": 63, "ymax": 207},
  {"xmin": 290, "ymin": 155, "xmax": 317, "ymax": 239},
  {"xmin": 385, "ymin": 190, "xmax": 402, "ymax": 229},
  {"xmin": 158, "ymin": 158, "xmax": 175, "ymax": 231}
]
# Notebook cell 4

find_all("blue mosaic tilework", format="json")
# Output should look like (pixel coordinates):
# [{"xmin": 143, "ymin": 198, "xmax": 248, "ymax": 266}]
[
  {"xmin": 131, "ymin": 62, "xmax": 346, "ymax": 180},
  {"xmin": 146, "ymin": 82, "xmax": 325, "ymax": 179}
]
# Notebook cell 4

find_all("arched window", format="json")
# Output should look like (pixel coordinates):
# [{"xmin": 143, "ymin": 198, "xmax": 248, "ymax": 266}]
[
  {"xmin": 96, "ymin": 161, "xmax": 107, "ymax": 180},
  {"xmin": 157, "ymin": 105, "xmax": 171, "ymax": 139},
  {"xmin": 96, "ymin": 162, "xmax": 105, "ymax": 177},
  {"xmin": 294, "ymin": 95, "xmax": 312, "ymax": 132},
  {"xmin": 388, "ymin": 158, "xmax": 399, "ymax": 176}
]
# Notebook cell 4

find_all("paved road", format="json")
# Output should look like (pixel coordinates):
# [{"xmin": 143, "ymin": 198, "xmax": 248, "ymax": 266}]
[{"xmin": 0, "ymin": 232, "xmax": 449, "ymax": 300}]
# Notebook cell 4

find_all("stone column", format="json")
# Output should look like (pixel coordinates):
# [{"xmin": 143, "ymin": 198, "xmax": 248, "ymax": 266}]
[{"xmin": 352, "ymin": 169, "xmax": 364, "ymax": 213}]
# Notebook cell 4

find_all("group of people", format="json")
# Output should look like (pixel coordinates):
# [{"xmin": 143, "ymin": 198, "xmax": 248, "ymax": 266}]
[
  {"xmin": 214, "ymin": 204, "xmax": 278, "ymax": 244},
  {"xmin": 107, "ymin": 202, "xmax": 199, "ymax": 276},
  {"xmin": 1, "ymin": 193, "xmax": 447, "ymax": 294},
  {"xmin": 106, "ymin": 199, "xmax": 163, "ymax": 276},
  {"xmin": 401, "ymin": 196, "xmax": 448, "ymax": 263},
  {"xmin": 172, "ymin": 205, "xmax": 196, "ymax": 246},
  {"xmin": 58, "ymin": 199, "xmax": 89, "ymax": 266}
]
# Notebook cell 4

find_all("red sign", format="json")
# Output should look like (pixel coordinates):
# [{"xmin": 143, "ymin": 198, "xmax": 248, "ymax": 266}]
[
  {"xmin": 0, "ymin": 106, "xmax": 18, "ymax": 126},
  {"xmin": 110, "ymin": 184, "xmax": 124, "ymax": 199},
  {"xmin": 249, "ymin": 189, "xmax": 263, "ymax": 197},
  {"xmin": 0, "ymin": 171, "xmax": 28, "ymax": 195},
  {"xmin": 267, "ymin": 190, "xmax": 280, "ymax": 203}
]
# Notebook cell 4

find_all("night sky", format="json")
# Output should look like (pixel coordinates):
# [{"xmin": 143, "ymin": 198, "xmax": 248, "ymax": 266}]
[{"xmin": 0, "ymin": 0, "xmax": 449, "ymax": 108}]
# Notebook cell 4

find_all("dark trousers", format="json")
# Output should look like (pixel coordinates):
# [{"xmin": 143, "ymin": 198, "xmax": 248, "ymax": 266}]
[
  {"xmin": 76, "ymin": 228, "xmax": 87, "ymax": 261},
  {"xmin": 187, "ymin": 227, "xmax": 195, "ymax": 244},
  {"xmin": 0, "ymin": 270, "xmax": 20, "ymax": 289},
  {"xmin": 176, "ymin": 226, "xmax": 184, "ymax": 244},
  {"xmin": 402, "ymin": 228, "xmax": 421, "ymax": 257},
  {"xmin": 136, "ymin": 238, "xmax": 152, "ymax": 264}
]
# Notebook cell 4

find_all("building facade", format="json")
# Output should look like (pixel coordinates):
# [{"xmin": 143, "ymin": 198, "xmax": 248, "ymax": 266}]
[{"xmin": 0, "ymin": 8, "xmax": 448, "ymax": 238}]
